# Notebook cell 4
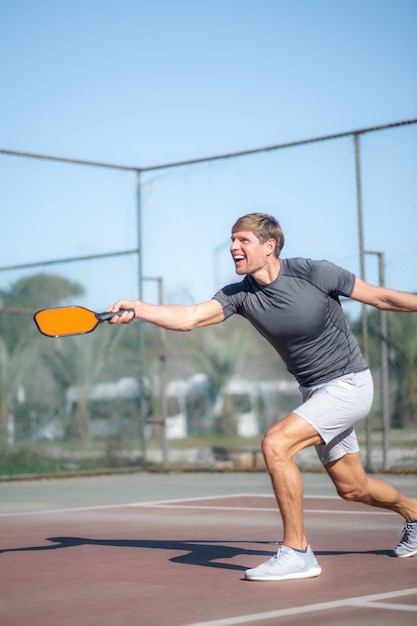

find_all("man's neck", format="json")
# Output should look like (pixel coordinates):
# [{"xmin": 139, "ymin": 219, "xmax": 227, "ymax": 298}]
[{"xmin": 251, "ymin": 258, "xmax": 281, "ymax": 285}]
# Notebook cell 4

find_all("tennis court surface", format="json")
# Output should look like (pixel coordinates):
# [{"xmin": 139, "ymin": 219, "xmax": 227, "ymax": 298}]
[{"xmin": 1, "ymin": 471, "xmax": 416, "ymax": 626}]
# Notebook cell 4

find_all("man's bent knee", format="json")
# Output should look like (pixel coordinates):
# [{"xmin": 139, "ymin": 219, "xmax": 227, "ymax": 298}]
[
  {"xmin": 336, "ymin": 485, "xmax": 366, "ymax": 502},
  {"xmin": 333, "ymin": 475, "xmax": 369, "ymax": 502},
  {"xmin": 262, "ymin": 413, "xmax": 322, "ymax": 467},
  {"xmin": 262, "ymin": 430, "xmax": 289, "ymax": 466},
  {"xmin": 325, "ymin": 453, "xmax": 369, "ymax": 503}
]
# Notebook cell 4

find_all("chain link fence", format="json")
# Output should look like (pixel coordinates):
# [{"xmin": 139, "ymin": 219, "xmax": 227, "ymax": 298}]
[{"xmin": 1, "ymin": 119, "xmax": 416, "ymax": 477}]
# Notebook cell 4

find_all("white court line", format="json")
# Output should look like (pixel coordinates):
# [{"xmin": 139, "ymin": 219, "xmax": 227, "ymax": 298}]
[
  {"xmin": 145, "ymin": 503, "xmax": 392, "ymax": 515},
  {"xmin": 0, "ymin": 493, "xmax": 395, "ymax": 518},
  {"xmin": 0, "ymin": 502, "xmax": 133, "ymax": 517},
  {"xmin": 360, "ymin": 601, "xmax": 417, "ymax": 611},
  {"xmin": 0, "ymin": 493, "xmax": 258, "ymax": 517},
  {"xmin": 181, "ymin": 587, "xmax": 417, "ymax": 626}
]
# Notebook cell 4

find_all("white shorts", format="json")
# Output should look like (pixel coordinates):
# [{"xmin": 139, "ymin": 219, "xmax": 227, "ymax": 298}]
[{"xmin": 293, "ymin": 369, "xmax": 374, "ymax": 466}]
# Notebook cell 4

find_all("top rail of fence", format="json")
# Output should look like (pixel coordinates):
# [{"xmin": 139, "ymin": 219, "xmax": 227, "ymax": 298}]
[{"xmin": 1, "ymin": 118, "xmax": 416, "ymax": 174}]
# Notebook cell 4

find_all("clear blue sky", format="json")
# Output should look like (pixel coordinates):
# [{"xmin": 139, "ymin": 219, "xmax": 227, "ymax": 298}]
[
  {"xmin": 1, "ymin": 0, "xmax": 416, "ymax": 165},
  {"xmin": 1, "ymin": 0, "xmax": 416, "ymax": 307}
]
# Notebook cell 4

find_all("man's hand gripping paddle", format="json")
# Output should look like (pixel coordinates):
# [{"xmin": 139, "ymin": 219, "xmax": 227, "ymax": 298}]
[{"xmin": 34, "ymin": 306, "xmax": 134, "ymax": 338}]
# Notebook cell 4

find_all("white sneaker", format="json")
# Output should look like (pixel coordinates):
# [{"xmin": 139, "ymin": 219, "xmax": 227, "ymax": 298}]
[
  {"xmin": 245, "ymin": 543, "xmax": 322, "ymax": 581},
  {"xmin": 394, "ymin": 521, "xmax": 417, "ymax": 558}
]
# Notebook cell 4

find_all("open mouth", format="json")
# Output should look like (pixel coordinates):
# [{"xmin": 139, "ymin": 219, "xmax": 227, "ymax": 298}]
[{"xmin": 233, "ymin": 255, "xmax": 246, "ymax": 271}]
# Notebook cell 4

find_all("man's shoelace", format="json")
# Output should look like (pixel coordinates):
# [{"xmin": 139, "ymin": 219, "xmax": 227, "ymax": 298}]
[
  {"xmin": 399, "ymin": 521, "xmax": 417, "ymax": 541},
  {"xmin": 265, "ymin": 542, "xmax": 282, "ymax": 565}
]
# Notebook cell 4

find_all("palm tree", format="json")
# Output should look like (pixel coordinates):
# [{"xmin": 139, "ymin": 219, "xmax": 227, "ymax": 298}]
[
  {"xmin": 187, "ymin": 321, "xmax": 253, "ymax": 391},
  {"xmin": 0, "ymin": 273, "xmax": 84, "ymax": 352},
  {"xmin": 0, "ymin": 273, "xmax": 84, "ymax": 443},
  {"xmin": 40, "ymin": 325, "xmax": 131, "ymax": 440}
]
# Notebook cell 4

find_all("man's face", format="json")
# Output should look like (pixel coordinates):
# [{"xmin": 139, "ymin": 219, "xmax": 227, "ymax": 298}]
[{"xmin": 230, "ymin": 229, "xmax": 272, "ymax": 276}]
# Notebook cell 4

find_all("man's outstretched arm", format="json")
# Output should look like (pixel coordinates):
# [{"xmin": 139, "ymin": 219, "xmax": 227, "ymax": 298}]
[
  {"xmin": 107, "ymin": 298, "xmax": 225, "ymax": 331},
  {"xmin": 350, "ymin": 277, "xmax": 417, "ymax": 312}
]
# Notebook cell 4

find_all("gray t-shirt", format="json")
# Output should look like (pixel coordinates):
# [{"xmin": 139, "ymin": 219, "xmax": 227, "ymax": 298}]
[{"xmin": 213, "ymin": 257, "xmax": 367, "ymax": 386}]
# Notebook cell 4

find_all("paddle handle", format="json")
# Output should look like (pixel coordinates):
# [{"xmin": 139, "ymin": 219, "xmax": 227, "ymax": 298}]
[{"xmin": 97, "ymin": 308, "xmax": 135, "ymax": 322}]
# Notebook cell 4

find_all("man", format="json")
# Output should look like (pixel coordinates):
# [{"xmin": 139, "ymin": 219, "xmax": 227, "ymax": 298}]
[{"xmin": 108, "ymin": 212, "xmax": 417, "ymax": 581}]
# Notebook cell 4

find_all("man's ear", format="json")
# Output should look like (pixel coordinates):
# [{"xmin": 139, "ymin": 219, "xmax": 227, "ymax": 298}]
[{"xmin": 265, "ymin": 238, "xmax": 276, "ymax": 256}]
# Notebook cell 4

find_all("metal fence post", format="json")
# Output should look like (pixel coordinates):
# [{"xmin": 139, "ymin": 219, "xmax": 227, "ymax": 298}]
[
  {"xmin": 136, "ymin": 170, "xmax": 147, "ymax": 468},
  {"xmin": 354, "ymin": 132, "xmax": 372, "ymax": 472},
  {"xmin": 365, "ymin": 251, "xmax": 390, "ymax": 469}
]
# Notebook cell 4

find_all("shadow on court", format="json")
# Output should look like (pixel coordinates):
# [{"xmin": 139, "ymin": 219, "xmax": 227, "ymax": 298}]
[{"xmin": 0, "ymin": 536, "xmax": 395, "ymax": 570}]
